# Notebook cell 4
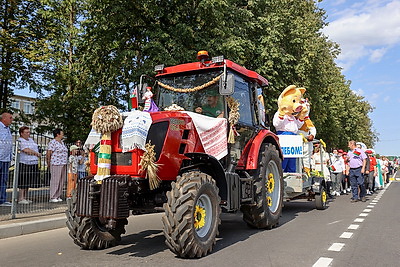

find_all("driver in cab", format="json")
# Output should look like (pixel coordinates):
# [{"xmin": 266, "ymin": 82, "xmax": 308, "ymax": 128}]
[{"xmin": 195, "ymin": 91, "xmax": 224, "ymax": 118}]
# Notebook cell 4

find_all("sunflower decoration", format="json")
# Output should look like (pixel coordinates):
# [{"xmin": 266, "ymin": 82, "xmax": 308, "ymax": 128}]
[
  {"xmin": 267, "ymin": 196, "xmax": 272, "ymax": 207},
  {"xmin": 266, "ymin": 173, "xmax": 275, "ymax": 194},
  {"xmin": 194, "ymin": 205, "xmax": 206, "ymax": 229}
]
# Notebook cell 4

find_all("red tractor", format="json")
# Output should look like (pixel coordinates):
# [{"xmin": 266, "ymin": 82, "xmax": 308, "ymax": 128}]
[{"xmin": 66, "ymin": 51, "xmax": 284, "ymax": 258}]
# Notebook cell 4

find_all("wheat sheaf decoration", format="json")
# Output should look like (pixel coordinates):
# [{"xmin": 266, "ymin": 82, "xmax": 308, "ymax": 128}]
[
  {"xmin": 226, "ymin": 96, "xmax": 240, "ymax": 144},
  {"xmin": 139, "ymin": 141, "xmax": 161, "ymax": 190},
  {"xmin": 91, "ymin": 105, "xmax": 123, "ymax": 182}
]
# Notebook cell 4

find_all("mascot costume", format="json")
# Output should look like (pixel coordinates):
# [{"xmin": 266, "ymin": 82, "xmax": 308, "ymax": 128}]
[
  {"xmin": 297, "ymin": 98, "xmax": 316, "ymax": 176},
  {"xmin": 273, "ymin": 85, "xmax": 307, "ymax": 172}
]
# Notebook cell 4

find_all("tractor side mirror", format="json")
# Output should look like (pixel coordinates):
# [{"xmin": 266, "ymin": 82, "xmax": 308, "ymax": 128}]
[
  {"xmin": 138, "ymin": 74, "xmax": 149, "ymax": 104},
  {"xmin": 219, "ymin": 72, "xmax": 235, "ymax": 95}
]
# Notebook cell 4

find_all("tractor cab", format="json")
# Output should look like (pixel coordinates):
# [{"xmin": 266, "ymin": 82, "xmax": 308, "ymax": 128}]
[{"xmin": 138, "ymin": 51, "xmax": 270, "ymax": 168}]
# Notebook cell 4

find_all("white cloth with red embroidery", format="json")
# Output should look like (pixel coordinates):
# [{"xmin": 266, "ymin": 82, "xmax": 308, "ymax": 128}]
[{"xmin": 184, "ymin": 111, "xmax": 228, "ymax": 160}]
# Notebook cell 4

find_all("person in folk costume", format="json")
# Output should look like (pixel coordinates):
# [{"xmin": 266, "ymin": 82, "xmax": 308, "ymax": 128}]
[
  {"xmin": 273, "ymin": 85, "xmax": 306, "ymax": 172},
  {"xmin": 297, "ymin": 98, "xmax": 316, "ymax": 176},
  {"xmin": 91, "ymin": 106, "xmax": 123, "ymax": 182},
  {"xmin": 142, "ymin": 87, "xmax": 159, "ymax": 112}
]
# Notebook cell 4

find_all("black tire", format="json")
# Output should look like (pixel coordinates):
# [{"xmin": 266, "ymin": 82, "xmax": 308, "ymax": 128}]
[
  {"xmin": 242, "ymin": 144, "xmax": 284, "ymax": 229},
  {"xmin": 162, "ymin": 171, "xmax": 221, "ymax": 258},
  {"xmin": 66, "ymin": 190, "xmax": 128, "ymax": 250},
  {"xmin": 315, "ymin": 186, "xmax": 328, "ymax": 210}
]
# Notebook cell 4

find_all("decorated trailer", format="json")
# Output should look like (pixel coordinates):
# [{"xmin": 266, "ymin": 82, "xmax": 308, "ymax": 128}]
[{"xmin": 66, "ymin": 51, "xmax": 285, "ymax": 258}]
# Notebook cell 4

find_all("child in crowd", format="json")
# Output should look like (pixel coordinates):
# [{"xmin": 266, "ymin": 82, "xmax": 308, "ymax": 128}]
[
  {"xmin": 67, "ymin": 145, "xmax": 79, "ymax": 199},
  {"xmin": 77, "ymin": 149, "xmax": 88, "ymax": 179}
]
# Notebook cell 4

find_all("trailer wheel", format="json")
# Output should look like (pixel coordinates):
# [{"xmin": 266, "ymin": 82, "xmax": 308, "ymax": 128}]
[
  {"xmin": 162, "ymin": 171, "xmax": 221, "ymax": 258},
  {"xmin": 242, "ymin": 144, "xmax": 284, "ymax": 229},
  {"xmin": 315, "ymin": 186, "xmax": 328, "ymax": 210},
  {"xmin": 66, "ymin": 190, "xmax": 127, "ymax": 250}
]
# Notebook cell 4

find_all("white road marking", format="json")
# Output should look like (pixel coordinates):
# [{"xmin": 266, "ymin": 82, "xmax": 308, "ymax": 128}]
[
  {"xmin": 363, "ymin": 209, "xmax": 372, "ymax": 212},
  {"xmin": 372, "ymin": 200, "xmax": 378, "ymax": 203},
  {"xmin": 328, "ymin": 243, "xmax": 345, "ymax": 252},
  {"xmin": 370, "ymin": 202, "xmax": 377, "ymax": 205},
  {"xmin": 354, "ymin": 218, "xmax": 364, "ymax": 222},
  {"xmin": 348, "ymin": 224, "xmax": 359, "ymax": 230},
  {"xmin": 313, "ymin": 257, "xmax": 333, "ymax": 267},
  {"xmin": 359, "ymin": 213, "xmax": 369, "ymax": 217},
  {"xmin": 367, "ymin": 205, "xmax": 374, "ymax": 208},
  {"xmin": 340, "ymin": 232, "xmax": 353, "ymax": 238},
  {"xmin": 328, "ymin": 220, "xmax": 342, "ymax": 225}
]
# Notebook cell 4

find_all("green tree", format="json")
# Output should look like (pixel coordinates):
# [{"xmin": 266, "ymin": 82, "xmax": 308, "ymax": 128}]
[{"xmin": 0, "ymin": 0, "xmax": 45, "ymax": 112}]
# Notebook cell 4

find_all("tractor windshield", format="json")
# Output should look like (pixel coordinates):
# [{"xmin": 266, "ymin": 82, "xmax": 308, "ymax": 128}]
[{"xmin": 154, "ymin": 70, "xmax": 224, "ymax": 117}]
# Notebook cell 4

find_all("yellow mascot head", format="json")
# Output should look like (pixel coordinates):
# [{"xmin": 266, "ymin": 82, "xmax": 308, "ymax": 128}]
[{"xmin": 277, "ymin": 85, "xmax": 306, "ymax": 117}]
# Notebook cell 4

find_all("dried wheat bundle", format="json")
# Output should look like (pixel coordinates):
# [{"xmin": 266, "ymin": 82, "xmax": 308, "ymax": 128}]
[
  {"xmin": 91, "ymin": 105, "xmax": 123, "ymax": 134},
  {"xmin": 139, "ymin": 142, "xmax": 161, "ymax": 190}
]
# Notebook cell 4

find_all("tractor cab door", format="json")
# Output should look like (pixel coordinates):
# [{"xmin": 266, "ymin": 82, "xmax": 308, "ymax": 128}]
[{"xmin": 227, "ymin": 74, "xmax": 258, "ymax": 162}]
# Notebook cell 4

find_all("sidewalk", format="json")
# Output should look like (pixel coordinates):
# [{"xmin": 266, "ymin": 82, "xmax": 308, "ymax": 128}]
[{"xmin": 0, "ymin": 212, "xmax": 66, "ymax": 239}]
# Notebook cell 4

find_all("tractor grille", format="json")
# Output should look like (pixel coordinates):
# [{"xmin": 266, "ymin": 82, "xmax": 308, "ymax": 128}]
[
  {"xmin": 99, "ymin": 176, "xmax": 130, "ymax": 219},
  {"xmin": 76, "ymin": 177, "xmax": 100, "ymax": 217}
]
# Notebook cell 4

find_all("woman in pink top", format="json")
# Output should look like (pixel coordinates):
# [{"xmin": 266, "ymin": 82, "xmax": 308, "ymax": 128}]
[{"xmin": 46, "ymin": 128, "xmax": 68, "ymax": 202}]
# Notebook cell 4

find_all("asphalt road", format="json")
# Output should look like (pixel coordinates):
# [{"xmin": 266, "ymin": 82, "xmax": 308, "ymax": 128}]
[{"xmin": 1, "ymin": 181, "xmax": 399, "ymax": 267}]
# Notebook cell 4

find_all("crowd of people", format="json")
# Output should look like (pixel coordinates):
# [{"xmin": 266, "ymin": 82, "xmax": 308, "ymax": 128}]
[
  {"xmin": 310, "ymin": 140, "xmax": 398, "ymax": 203},
  {"xmin": 0, "ymin": 112, "xmax": 89, "ymax": 206}
]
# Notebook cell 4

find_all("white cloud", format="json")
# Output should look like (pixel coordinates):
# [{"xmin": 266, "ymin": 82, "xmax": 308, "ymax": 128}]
[
  {"xmin": 383, "ymin": 95, "xmax": 390, "ymax": 102},
  {"xmin": 369, "ymin": 47, "xmax": 388, "ymax": 63},
  {"xmin": 322, "ymin": 1, "xmax": 400, "ymax": 69},
  {"xmin": 353, "ymin": 88, "xmax": 364, "ymax": 96}
]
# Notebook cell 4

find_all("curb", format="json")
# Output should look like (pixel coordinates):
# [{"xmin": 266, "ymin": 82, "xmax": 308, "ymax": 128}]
[{"xmin": 0, "ymin": 215, "xmax": 66, "ymax": 239}]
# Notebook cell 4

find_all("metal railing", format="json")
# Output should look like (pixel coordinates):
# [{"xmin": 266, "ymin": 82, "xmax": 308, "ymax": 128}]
[{"xmin": 0, "ymin": 133, "xmax": 86, "ymax": 221}]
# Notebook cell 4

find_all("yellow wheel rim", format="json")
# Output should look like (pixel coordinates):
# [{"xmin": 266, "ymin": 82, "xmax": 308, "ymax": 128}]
[
  {"xmin": 322, "ymin": 191, "xmax": 327, "ymax": 203},
  {"xmin": 266, "ymin": 173, "xmax": 275, "ymax": 194},
  {"xmin": 267, "ymin": 196, "xmax": 272, "ymax": 207},
  {"xmin": 194, "ymin": 205, "xmax": 206, "ymax": 229}
]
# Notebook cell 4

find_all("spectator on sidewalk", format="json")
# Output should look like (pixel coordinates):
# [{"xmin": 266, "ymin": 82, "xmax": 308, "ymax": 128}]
[
  {"xmin": 365, "ymin": 149, "xmax": 377, "ymax": 194},
  {"xmin": 346, "ymin": 140, "xmax": 367, "ymax": 202},
  {"xmin": 0, "ymin": 112, "xmax": 13, "ymax": 207},
  {"xmin": 67, "ymin": 145, "xmax": 79, "ymax": 199},
  {"xmin": 330, "ymin": 149, "xmax": 345, "ymax": 196},
  {"xmin": 46, "ymin": 128, "xmax": 68, "ymax": 203},
  {"xmin": 17, "ymin": 126, "xmax": 41, "ymax": 204}
]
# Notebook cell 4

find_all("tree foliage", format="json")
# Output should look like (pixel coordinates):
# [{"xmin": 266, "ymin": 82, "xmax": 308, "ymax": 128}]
[{"xmin": 2, "ymin": 0, "xmax": 377, "ymax": 148}]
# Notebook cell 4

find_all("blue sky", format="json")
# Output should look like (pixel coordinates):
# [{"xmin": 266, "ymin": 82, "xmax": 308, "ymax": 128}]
[
  {"xmin": 319, "ymin": 0, "xmax": 400, "ymax": 156},
  {"xmin": 17, "ymin": 0, "xmax": 400, "ymax": 156}
]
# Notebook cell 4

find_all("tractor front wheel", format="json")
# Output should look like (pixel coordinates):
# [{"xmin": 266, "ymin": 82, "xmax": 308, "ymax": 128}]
[
  {"xmin": 66, "ymin": 191, "xmax": 127, "ymax": 250},
  {"xmin": 162, "ymin": 171, "xmax": 221, "ymax": 258}
]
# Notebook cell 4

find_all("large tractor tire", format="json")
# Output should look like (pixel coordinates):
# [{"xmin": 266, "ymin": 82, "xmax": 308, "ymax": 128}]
[
  {"xmin": 242, "ymin": 143, "xmax": 284, "ymax": 229},
  {"xmin": 66, "ymin": 191, "xmax": 127, "ymax": 250},
  {"xmin": 162, "ymin": 171, "xmax": 221, "ymax": 258}
]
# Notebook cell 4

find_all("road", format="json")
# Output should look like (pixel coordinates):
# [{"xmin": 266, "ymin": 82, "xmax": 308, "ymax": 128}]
[{"xmin": 1, "ymin": 181, "xmax": 399, "ymax": 267}]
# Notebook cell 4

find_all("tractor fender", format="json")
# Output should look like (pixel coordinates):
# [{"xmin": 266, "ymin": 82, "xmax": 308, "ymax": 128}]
[
  {"xmin": 243, "ymin": 129, "xmax": 283, "ymax": 170},
  {"xmin": 183, "ymin": 152, "xmax": 228, "ymax": 202},
  {"xmin": 312, "ymin": 176, "xmax": 326, "ymax": 194}
]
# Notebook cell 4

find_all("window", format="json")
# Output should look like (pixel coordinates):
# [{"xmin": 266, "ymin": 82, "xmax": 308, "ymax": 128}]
[
  {"xmin": 23, "ymin": 102, "xmax": 33, "ymax": 114},
  {"xmin": 231, "ymin": 76, "xmax": 254, "ymax": 126},
  {"xmin": 11, "ymin": 100, "xmax": 20, "ymax": 110}
]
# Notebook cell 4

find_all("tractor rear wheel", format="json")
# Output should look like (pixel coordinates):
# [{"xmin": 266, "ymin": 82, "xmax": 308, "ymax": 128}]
[
  {"xmin": 162, "ymin": 171, "xmax": 221, "ymax": 258},
  {"xmin": 242, "ymin": 144, "xmax": 284, "ymax": 229},
  {"xmin": 66, "ymin": 190, "xmax": 127, "ymax": 250}
]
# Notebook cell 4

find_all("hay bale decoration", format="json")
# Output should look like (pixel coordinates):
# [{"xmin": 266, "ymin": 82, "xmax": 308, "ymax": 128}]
[
  {"xmin": 226, "ymin": 96, "xmax": 240, "ymax": 144},
  {"xmin": 91, "ymin": 105, "xmax": 123, "ymax": 182}
]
